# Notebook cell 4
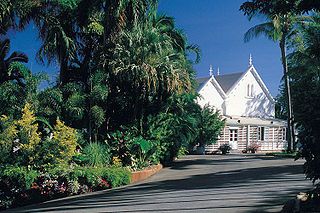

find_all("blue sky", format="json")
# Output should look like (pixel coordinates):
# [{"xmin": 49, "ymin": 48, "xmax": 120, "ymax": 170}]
[
  {"xmin": 157, "ymin": 0, "xmax": 284, "ymax": 97},
  {"xmin": 8, "ymin": 0, "xmax": 283, "ymax": 96}
]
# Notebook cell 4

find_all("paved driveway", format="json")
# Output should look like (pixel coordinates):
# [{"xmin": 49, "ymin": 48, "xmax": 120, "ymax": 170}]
[{"xmin": 9, "ymin": 155, "xmax": 313, "ymax": 213}]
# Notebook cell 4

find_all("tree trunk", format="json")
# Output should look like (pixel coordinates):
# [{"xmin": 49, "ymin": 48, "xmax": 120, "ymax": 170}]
[
  {"xmin": 280, "ymin": 38, "xmax": 294, "ymax": 152},
  {"xmin": 89, "ymin": 73, "xmax": 92, "ymax": 143}
]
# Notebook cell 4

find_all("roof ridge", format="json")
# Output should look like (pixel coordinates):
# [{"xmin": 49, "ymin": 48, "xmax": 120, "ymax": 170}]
[{"xmin": 215, "ymin": 71, "xmax": 244, "ymax": 77}]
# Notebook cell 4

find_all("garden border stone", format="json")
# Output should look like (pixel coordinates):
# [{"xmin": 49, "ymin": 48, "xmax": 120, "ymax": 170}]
[{"xmin": 131, "ymin": 164, "xmax": 163, "ymax": 183}]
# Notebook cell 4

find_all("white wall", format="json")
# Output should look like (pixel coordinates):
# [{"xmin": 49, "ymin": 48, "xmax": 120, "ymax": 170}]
[
  {"xmin": 197, "ymin": 68, "xmax": 275, "ymax": 118},
  {"xmin": 197, "ymin": 79, "xmax": 224, "ymax": 112},
  {"xmin": 226, "ymin": 70, "xmax": 275, "ymax": 117}
]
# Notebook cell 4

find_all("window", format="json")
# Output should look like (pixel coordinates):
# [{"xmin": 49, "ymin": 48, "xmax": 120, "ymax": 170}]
[
  {"xmin": 258, "ymin": 127, "xmax": 265, "ymax": 141},
  {"xmin": 282, "ymin": 128, "xmax": 287, "ymax": 141},
  {"xmin": 247, "ymin": 84, "xmax": 254, "ymax": 97},
  {"xmin": 230, "ymin": 129, "xmax": 238, "ymax": 141},
  {"xmin": 251, "ymin": 84, "xmax": 254, "ymax": 97}
]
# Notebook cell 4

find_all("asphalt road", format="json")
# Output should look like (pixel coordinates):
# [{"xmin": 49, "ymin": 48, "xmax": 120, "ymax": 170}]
[{"xmin": 9, "ymin": 155, "xmax": 314, "ymax": 213}]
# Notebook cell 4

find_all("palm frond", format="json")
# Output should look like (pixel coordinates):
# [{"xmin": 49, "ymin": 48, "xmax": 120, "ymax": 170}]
[
  {"xmin": 186, "ymin": 44, "xmax": 201, "ymax": 64},
  {"xmin": 35, "ymin": 117, "xmax": 53, "ymax": 131},
  {"xmin": 0, "ymin": 38, "xmax": 10, "ymax": 60},
  {"xmin": 5, "ymin": 52, "xmax": 28, "ymax": 64},
  {"xmin": 8, "ymin": 62, "xmax": 30, "ymax": 78},
  {"xmin": 244, "ymin": 22, "xmax": 275, "ymax": 42}
]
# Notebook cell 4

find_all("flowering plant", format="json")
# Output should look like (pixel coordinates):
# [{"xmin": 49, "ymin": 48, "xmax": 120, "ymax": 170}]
[
  {"xmin": 29, "ymin": 175, "xmax": 69, "ymax": 200},
  {"xmin": 79, "ymin": 185, "xmax": 89, "ymax": 194},
  {"xmin": 248, "ymin": 143, "xmax": 260, "ymax": 153},
  {"xmin": 94, "ymin": 178, "xmax": 110, "ymax": 190}
]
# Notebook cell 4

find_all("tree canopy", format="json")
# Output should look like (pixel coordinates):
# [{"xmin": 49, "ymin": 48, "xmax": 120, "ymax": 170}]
[{"xmin": 240, "ymin": 0, "xmax": 320, "ymax": 18}]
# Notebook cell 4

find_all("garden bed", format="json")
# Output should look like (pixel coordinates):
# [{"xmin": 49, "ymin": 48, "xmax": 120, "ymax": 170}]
[{"xmin": 0, "ymin": 165, "xmax": 131, "ymax": 210}]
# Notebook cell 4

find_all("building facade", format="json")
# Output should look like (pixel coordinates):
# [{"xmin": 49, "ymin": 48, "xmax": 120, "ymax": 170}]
[{"xmin": 196, "ymin": 63, "xmax": 287, "ymax": 153}]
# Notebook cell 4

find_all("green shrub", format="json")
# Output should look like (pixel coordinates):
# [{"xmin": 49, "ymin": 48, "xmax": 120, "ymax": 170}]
[
  {"xmin": 102, "ymin": 167, "xmax": 131, "ymax": 187},
  {"xmin": 218, "ymin": 144, "xmax": 231, "ymax": 154},
  {"xmin": 0, "ymin": 115, "xmax": 18, "ymax": 165},
  {"xmin": 42, "ymin": 119, "xmax": 78, "ymax": 166},
  {"xmin": 191, "ymin": 104, "xmax": 225, "ymax": 148},
  {"xmin": 0, "ymin": 165, "xmax": 40, "ymax": 190},
  {"xmin": 82, "ymin": 142, "xmax": 111, "ymax": 167},
  {"xmin": 0, "ymin": 165, "xmax": 40, "ymax": 209},
  {"xmin": 80, "ymin": 166, "xmax": 131, "ymax": 188},
  {"xmin": 72, "ymin": 152, "xmax": 90, "ymax": 165},
  {"xmin": 47, "ymin": 164, "xmax": 131, "ymax": 189}
]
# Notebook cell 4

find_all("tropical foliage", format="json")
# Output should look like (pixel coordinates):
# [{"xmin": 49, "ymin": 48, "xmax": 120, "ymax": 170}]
[
  {"xmin": 243, "ymin": 2, "xmax": 311, "ymax": 152},
  {"xmin": 0, "ymin": 39, "xmax": 29, "ymax": 86},
  {"xmin": 240, "ymin": 0, "xmax": 320, "ymax": 17},
  {"xmin": 242, "ymin": 0, "xmax": 320, "ymax": 202},
  {"xmin": 0, "ymin": 0, "xmax": 225, "ymax": 210},
  {"xmin": 285, "ymin": 14, "xmax": 320, "ymax": 197}
]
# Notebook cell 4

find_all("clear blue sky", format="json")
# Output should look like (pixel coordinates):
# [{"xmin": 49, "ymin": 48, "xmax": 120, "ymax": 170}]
[
  {"xmin": 8, "ymin": 0, "xmax": 283, "ymax": 96},
  {"xmin": 157, "ymin": 0, "xmax": 284, "ymax": 97}
]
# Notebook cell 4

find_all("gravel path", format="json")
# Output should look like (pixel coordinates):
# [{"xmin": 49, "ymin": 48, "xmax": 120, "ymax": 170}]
[{"xmin": 8, "ymin": 154, "xmax": 313, "ymax": 213}]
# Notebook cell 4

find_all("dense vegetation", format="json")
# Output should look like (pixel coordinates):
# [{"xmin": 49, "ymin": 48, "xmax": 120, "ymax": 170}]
[
  {"xmin": 287, "ymin": 14, "xmax": 320, "ymax": 200},
  {"xmin": 0, "ymin": 0, "xmax": 225, "ymax": 209},
  {"xmin": 242, "ymin": 0, "xmax": 320, "ymax": 203}
]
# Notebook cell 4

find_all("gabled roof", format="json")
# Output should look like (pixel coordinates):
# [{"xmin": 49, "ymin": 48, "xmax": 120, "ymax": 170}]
[
  {"xmin": 195, "ymin": 76, "xmax": 210, "ymax": 89},
  {"xmin": 195, "ymin": 65, "xmax": 274, "ymax": 103},
  {"xmin": 196, "ymin": 76, "xmax": 227, "ymax": 99},
  {"xmin": 249, "ymin": 66, "xmax": 274, "ymax": 103},
  {"xmin": 214, "ymin": 72, "xmax": 244, "ymax": 93}
]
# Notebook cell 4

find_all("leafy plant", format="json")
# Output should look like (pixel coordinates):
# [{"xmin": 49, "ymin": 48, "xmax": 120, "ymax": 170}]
[
  {"xmin": 102, "ymin": 167, "xmax": 131, "ymax": 188},
  {"xmin": 248, "ymin": 143, "xmax": 260, "ymax": 153},
  {"xmin": 82, "ymin": 142, "xmax": 111, "ymax": 167},
  {"xmin": 218, "ymin": 144, "xmax": 231, "ymax": 155},
  {"xmin": 0, "ymin": 38, "xmax": 29, "ymax": 86},
  {"xmin": 0, "ymin": 165, "xmax": 40, "ymax": 209},
  {"xmin": 89, "ymin": 106, "xmax": 105, "ymax": 142},
  {"xmin": 0, "ymin": 115, "xmax": 18, "ymax": 164},
  {"xmin": 42, "ymin": 119, "xmax": 78, "ymax": 166},
  {"xmin": 17, "ymin": 103, "xmax": 42, "ymax": 166},
  {"xmin": 284, "ymin": 14, "xmax": 320, "ymax": 196},
  {"xmin": 191, "ymin": 104, "xmax": 225, "ymax": 149}
]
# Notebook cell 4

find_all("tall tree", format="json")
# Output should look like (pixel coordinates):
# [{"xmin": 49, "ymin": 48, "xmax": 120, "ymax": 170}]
[
  {"xmin": 34, "ymin": 0, "xmax": 78, "ymax": 86},
  {"xmin": 286, "ymin": 14, "xmax": 320, "ymax": 194},
  {"xmin": 243, "ymin": 12, "xmax": 309, "ymax": 151},
  {"xmin": 106, "ymin": 7, "xmax": 199, "ymax": 130}
]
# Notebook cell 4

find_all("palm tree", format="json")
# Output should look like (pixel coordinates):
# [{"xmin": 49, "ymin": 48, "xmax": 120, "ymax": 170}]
[
  {"xmin": 0, "ymin": 38, "xmax": 29, "ymax": 87},
  {"xmin": 286, "ymin": 13, "xmax": 320, "ymax": 187},
  {"xmin": 244, "ymin": 13, "xmax": 309, "ymax": 151},
  {"xmin": 35, "ymin": 1, "xmax": 78, "ymax": 86},
  {"xmin": 105, "ymin": 7, "xmax": 200, "ymax": 131},
  {"xmin": 0, "ymin": 0, "xmax": 15, "ymax": 34}
]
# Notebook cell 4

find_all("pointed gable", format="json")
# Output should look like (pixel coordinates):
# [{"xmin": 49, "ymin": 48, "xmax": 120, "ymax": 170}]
[
  {"xmin": 195, "ymin": 64, "xmax": 275, "ymax": 118},
  {"xmin": 214, "ymin": 72, "xmax": 244, "ymax": 93}
]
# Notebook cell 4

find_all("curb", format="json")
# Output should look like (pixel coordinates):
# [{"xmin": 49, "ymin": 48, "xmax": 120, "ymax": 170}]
[{"xmin": 131, "ymin": 164, "xmax": 163, "ymax": 183}]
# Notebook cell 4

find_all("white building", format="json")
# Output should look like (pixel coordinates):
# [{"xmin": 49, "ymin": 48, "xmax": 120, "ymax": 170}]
[{"xmin": 196, "ymin": 60, "xmax": 287, "ymax": 153}]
